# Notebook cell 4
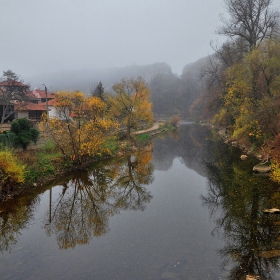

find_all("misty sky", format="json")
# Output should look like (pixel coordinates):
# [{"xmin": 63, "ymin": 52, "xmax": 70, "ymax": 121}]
[{"xmin": 1, "ymin": 0, "xmax": 280, "ymax": 78}]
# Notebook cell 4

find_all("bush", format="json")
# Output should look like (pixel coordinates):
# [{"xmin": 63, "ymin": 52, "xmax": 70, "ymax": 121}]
[
  {"xmin": 25, "ymin": 154, "xmax": 56, "ymax": 182},
  {"xmin": 0, "ymin": 149, "xmax": 25, "ymax": 190},
  {"xmin": 103, "ymin": 137, "xmax": 119, "ymax": 154},
  {"xmin": 10, "ymin": 118, "xmax": 40, "ymax": 149},
  {"xmin": 136, "ymin": 133, "xmax": 149, "ymax": 141},
  {"xmin": 0, "ymin": 132, "xmax": 16, "ymax": 148},
  {"xmin": 169, "ymin": 115, "xmax": 180, "ymax": 127}
]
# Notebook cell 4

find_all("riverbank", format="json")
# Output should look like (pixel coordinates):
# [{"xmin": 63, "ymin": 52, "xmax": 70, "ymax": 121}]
[{"xmin": 0, "ymin": 121, "xmax": 175, "ymax": 201}]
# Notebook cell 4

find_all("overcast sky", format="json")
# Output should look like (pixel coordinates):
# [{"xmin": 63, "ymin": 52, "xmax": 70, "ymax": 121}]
[{"xmin": 1, "ymin": 0, "xmax": 279, "ymax": 78}]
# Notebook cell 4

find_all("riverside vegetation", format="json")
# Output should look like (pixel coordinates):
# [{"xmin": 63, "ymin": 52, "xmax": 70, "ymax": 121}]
[{"xmin": 0, "ymin": 78, "xmax": 177, "ymax": 200}]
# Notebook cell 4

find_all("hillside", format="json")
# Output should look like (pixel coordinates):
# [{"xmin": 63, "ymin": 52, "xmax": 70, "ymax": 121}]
[{"xmin": 28, "ymin": 63, "xmax": 172, "ymax": 94}]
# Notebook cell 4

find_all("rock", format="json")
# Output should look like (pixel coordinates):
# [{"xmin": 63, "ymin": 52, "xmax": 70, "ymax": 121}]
[
  {"xmin": 264, "ymin": 208, "xmax": 280, "ymax": 214},
  {"xmin": 246, "ymin": 275, "xmax": 260, "ymax": 280},
  {"xmin": 253, "ymin": 163, "xmax": 271, "ymax": 173},
  {"xmin": 231, "ymin": 141, "xmax": 238, "ymax": 147},
  {"xmin": 240, "ymin": 154, "xmax": 248, "ymax": 160}
]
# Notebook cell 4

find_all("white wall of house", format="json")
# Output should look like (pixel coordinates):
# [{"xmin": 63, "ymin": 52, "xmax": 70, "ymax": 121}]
[
  {"xmin": 48, "ymin": 106, "xmax": 56, "ymax": 119},
  {"xmin": 17, "ymin": 111, "xmax": 29, "ymax": 119}
]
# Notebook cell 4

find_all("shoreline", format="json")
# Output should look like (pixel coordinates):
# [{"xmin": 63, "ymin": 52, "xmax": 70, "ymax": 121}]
[{"xmin": 1, "ymin": 122, "xmax": 174, "ymax": 201}]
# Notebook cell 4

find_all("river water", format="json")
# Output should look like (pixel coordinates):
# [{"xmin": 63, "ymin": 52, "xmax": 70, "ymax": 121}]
[{"xmin": 1, "ymin": 124, "xmax": 280, "ymax": 279}]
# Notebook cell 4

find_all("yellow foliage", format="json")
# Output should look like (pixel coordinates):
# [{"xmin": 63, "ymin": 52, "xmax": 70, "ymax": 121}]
[
  {"xmin": 270, "ymin": 160, "xmax": 280, "ymax": 184},
  {"xmin": 110, "ymin": 77, "xmax": 153, "ymax": 138},
  {"xmin": 0, "ymin": 150, "xmax": 25, "ymax": 186},
  {"xmin": 39, "ymin": 91, "xmax": 118, "ymax": 163}
]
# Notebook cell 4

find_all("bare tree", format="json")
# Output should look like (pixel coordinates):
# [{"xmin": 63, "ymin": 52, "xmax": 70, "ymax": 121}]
[
  {"xmin": 0, "ymin": 70, "xmax": 29, "ymax": 123},
  {"xmin": 217, "ymin": 0, "xmax": 280, "ymax": 50}
]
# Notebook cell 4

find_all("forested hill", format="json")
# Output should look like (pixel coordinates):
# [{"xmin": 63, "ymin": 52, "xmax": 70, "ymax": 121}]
[
  {"xmin": 28, "ymin": 62, "xmax": 172, "ymax": 94},
  {"xmin": 149, "ymin": 56, "xmax": 210, "ymax": 119}
]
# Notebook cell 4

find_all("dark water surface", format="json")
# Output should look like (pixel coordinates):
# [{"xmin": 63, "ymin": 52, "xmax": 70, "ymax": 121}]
[{"xmin": 1, "ymin": 124, "xmax": 280, "ymax": 279}]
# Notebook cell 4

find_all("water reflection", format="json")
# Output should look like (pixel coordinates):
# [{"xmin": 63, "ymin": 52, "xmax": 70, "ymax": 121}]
[
  {"xmin": 201, "ymin": 139, "xmax": 280, "ymax": 279},
  {"xmin": 153, "ymin": 124, "xmax": 217, "ymax": 175},
  {"xmin": 44, "ymin": 148, "xmax": 154, "ymax": 249},
  {"xmin": 0, "ymin": 195, "xmax": 39, "ymax": 252},
  {"xmin": 153, "ymin": 125, "xmax": 280, "ymax": 279},
  {"xmin": 1, "ymin": 124, "xmax": 280, "ymax": 279}
]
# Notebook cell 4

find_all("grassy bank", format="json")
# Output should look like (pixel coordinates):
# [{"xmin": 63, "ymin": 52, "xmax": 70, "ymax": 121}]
[{"xmin": 0, "ymin": 121, "xmax": 175, "ymax": 200}]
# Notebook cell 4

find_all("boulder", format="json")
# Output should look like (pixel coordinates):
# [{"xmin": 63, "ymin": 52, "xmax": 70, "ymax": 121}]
[
  {"xmin": 253, "ymin": 163, "xmax": 271, "ymax": 173},
  {"xmin": 240, "ymin": 154, "xmax": 248, "ymax": 160},
  {"xmin": 246, "ymin": 275, "xmax": 260, "ymax": 280},
  {"xmin": 264, "ymin": 208, "xmax": 280, "ymax": 214}
]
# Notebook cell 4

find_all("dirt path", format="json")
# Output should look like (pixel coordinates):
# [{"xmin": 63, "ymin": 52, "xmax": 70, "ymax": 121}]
[{"xmin": 133, "ymin": 123, "xmax": 159, "ymax": 135}]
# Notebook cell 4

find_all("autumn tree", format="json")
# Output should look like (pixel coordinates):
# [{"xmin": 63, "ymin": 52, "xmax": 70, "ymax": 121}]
[
  {"xmin": 39, "ymin": 90, "xmax": 118, "ymax": 166},
  {"xmin": 110, "ymin": 77, "xmax": 153, "ymax": 139},
  {"xmin": 0, "ymin": 70, "xmax": 29, "ymax": 123},
  {"xmin": 0, "ymin": 149, "xmax": 25, "ymax": 197},
  {"xmin": 217, "ymin": 40, "xmax": 280, "ymax": 146}
]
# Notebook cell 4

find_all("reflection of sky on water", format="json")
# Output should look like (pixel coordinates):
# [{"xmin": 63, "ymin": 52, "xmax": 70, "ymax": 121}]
[{"xmin": 1, "ymin": 124, "xmax": 280, "ymax": 279}]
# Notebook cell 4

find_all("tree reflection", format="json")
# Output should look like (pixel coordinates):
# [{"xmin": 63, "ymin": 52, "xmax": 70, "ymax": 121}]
[
  {"xmin": 0, "ymin": 196, "xmax": 38, "ymax": 252},
  {"xmin": 202, "ymin": 147, "xmax": 280, "ymax": 279},
  {"xmin": 111, "ymin": 149, "xmax": 154, "ymax": 211},
  {"xmin": 44, "ymin": 147, "xmax": 154, "ymax": 249}
]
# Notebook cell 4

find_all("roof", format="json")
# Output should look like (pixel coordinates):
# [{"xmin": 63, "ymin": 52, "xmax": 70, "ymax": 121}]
[
  {"xmin": 40, "ymin": 99, "xmax": 56, "ymax": 106},
  {"xmin": 15, "ymin": 102, "xmax": 49, "ymax": 111},
  {"xmin": 29, "ymin": 89, "xmax": 55, "ymax": 99}
]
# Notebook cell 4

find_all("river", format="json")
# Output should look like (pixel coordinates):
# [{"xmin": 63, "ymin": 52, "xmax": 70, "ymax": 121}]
[{"xmin": 0, "ymin": 124, "xmax": 280, "ymax": 279}]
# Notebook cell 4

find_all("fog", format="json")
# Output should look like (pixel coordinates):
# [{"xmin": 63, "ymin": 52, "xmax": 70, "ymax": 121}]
[
  {"xmin": 1, "ymin": 0, "xmax": 280, "ymax": 90},
  {"xmin": 0, "ymin": 0, "xmax": 225, "ymax": 77}
]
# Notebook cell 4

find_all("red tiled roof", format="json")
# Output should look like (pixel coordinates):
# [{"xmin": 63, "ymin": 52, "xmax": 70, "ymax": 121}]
[
  {"xmin": 29, "ymin": 89, "xmax": 54, "ymax": 99},
  {"xmin": 40, "ymin": 99, "xmax": 56, "ymax": 106},
  {"xmin": 15, "ymin": 102, "xmax": 49, "ymax": 111}
]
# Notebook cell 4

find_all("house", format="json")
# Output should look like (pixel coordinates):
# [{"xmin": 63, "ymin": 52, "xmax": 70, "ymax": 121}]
[
  {"xmin": 14, "ymin": 102, "xmax": 49, "ymax": 122},
  {"xmin": 0, "ymin": 82, "xmax": 55, "ymax": 123},
  {"xmin": 40, "ymin": 99, "xmax": 57, "ymax": 119},
  {"xmin": 27, "ymin": 89, "xmax": 55, "ymax": 104}
]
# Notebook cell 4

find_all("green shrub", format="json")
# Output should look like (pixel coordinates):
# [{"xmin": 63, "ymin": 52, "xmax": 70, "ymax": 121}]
[
  {"xmin": 10, "ymin": 118, "xmax": 40, "ymax": 149},
  {"xmin": 103, "ymin": 137, "xmax": 120, "ymax": 154},
  {"xmin": 42, "ymin": 140, "xmax": 56, "ymax": 152},
  {"xmin": 24, "ymin": 153, "xmax": 56, "ymax": 182},
  {"xmin": 0, "ymin": 132, "xmax": 16, "ymax": 148},
  {"xmin": 136, "ymin": 133, "xmax": 149, "ymax": 141}
]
